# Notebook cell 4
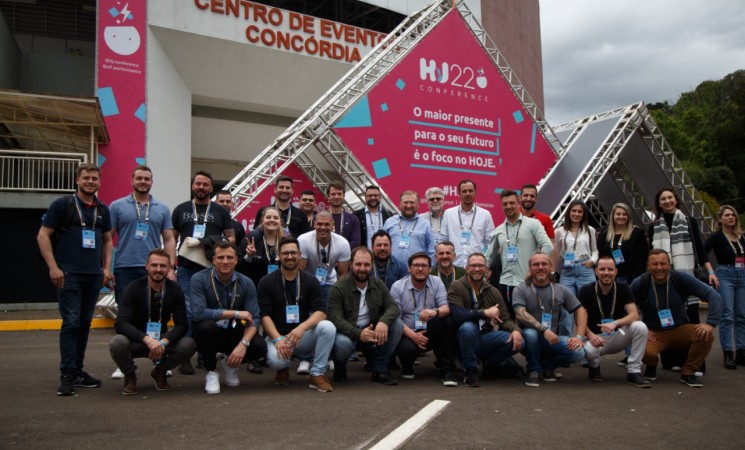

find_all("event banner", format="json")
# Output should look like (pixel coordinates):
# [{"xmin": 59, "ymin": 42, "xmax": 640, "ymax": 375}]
[
  {"xmin": 333, "ymin": 9, "xmax": 556, "ymax": 224},
  {"xmin": 96, "ymin": 0, "xmax": 147, "ymax": 204}
]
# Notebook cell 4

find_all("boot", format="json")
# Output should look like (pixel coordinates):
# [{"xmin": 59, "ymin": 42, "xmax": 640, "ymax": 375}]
[{"xmin": 724, "ymin": 351, "xmax": 737, "ymax": 370}]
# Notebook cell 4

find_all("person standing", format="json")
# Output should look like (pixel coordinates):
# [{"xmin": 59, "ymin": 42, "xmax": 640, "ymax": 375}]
[
  {"xmin": 237, "ymin": 206, "xmax": 286, "ymax": 287},
  {"xmin": 216, "ymin": 190, "xmax": 247, "ymax": 249},
  {"xmin": 420, "ymin": 187, "xmax": 446, "ymax": 244},
  {"xmin": 440, "ymin": 180, "xmax": 495, "ymax": 267},
  {"xmin": 37, "ymin": 163, "xmax": 114, "ymax": 396},
  {"xmin": 298, "ymin": 211, "xmax": 351, "ymax": 299},
  {"xmin": 253, "ymin": 176, "xmax": 311, "ymax": 238},
  {"xmin": 327, "ymin": 180, "xmax": 361, "ymax": 249},
  {"xmin": 597, "ymin": 202, "xmax": 648, "ymax": 284},
  {"xmin": 370, "ymin": 230, "xmax": 408, "ymax": 290},
  {"xmin": 353, "ymin": 185, "xmax": 392, "ymax": 248},
  {"xmin": 384, "ymin": 190, "xmax": 435, "ymax": 263},
  {"xmin": 299, "ymin": 189, "xmax": 317, "ymax": 228},
  {"xmin": 520, "ymin": 184, "xmax": 555, "ymax": 244}
]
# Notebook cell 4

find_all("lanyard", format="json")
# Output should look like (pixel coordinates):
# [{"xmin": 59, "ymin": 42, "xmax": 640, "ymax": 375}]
[
  {"xmin": 440, "ymin": 269, "xmax": 455, "ymax": 286},
  {"xmin": 530, "ymin": 283, "xmax": 555, "ymax": 312},
  {"xmin": 594, "ymin": 282, "xmax": 616, "ymax": 319},
  {"xmin": 563, "ymin": 228, "xmax": 580, "ymax": 253},
  {"xmin": 192, "ymin": 200, "xmax": 211, "ymax": 225},
  {"xmin": 73, "ymin": 196, "xmax": 97, "ymax": 230},
  {"xmin": 147, "ymin": 284, "xmax": 166, "ymax": 322},
  {"xmin": 506, "ymin": 220, "xmax": 522, "ymax": 246},
  {"xmin": 263, "ymin": 233, "xmax": 278, "ymax": 262},
  {"xmin": 276, "ymin": 203, "xmax": 292, "ymax": 226},
  {"xmin": 469, "ymin": 285, "xmax": 480, "ymax": 309},
  {"xmin": 398, "ymin": 216, "xmax": 418, "ymax": 237},
  {"xmin": 133, "ymin": 193, "xmax": 151, "ymax": 223},
  {"xmin": 374, "ymin": 259, "xmax": 391, "ymax": 282},
  {"xmin": 725, "ymin": 234, "xmax": 744, "ymax": 257},
  {"xmin": 334, "ymin": 212, "xmax": 344, "ymax": 234},
  {"xmin": 652, "ymin": 278, "xmax": 669, "ymax": 311},
  {"xmin": 210, "ymin": 270, "xmax": 238, "ymax": 310},
  {"xmin": 367, "ymin": 209, "xmax": 382, "ymax": 232},
  {"xmin": 283, "ymin": 276, "xmax": 301, "ymax": 305},
  {"xmin": 410, "ymin": 285, "xmax": 429, "ymax": 311},
  {"xmin": 457, "ymin": 206, "xmax": 477, "ymax": 230},
  {"xmin": 316, "ymin": 238, "xmax": 332, "ymax": 267}
]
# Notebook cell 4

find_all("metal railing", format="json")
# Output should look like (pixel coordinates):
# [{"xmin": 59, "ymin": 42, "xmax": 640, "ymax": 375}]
[{"xmin": 0, "ymin": 150, "xmax": 87, "ymax": 192}]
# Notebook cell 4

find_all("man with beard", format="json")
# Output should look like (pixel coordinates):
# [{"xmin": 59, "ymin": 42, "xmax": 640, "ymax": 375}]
[
  {"xmin": 254, "ymin": 176, "xmax": 311, "ymax": 238},
  {"xmin": 420, "ymin": 187, "xmax": 446, "ymax": 244},
  {"xmin": 258, "ymin": 237, "xmax": 336, "ymax": 392},
  {"xmin": 520, "ymin": 184, "xmax": 555, "ymax": 244},
  {"xmin": 390, "ymin": 252, "xmax": 458, "ymax": 386},
  {"xmin": 371, "ymin": 230, "xmax": 408, "ymax": 290},
  {"xmin": 384, "ymin": 190, "xmax": 435, "ymax": 263},
  {"xmin": 353, "ymin": 185, "xmax": 393, "ymax": 248},
  {"xmin": 38, "ymin": 163, "xmax": 114, "ymax": 395},
  {"xmin": 299, "ymin": 189, "xmax": 317, "ymax": 227},
  {"xmin": 327, "ymin": 180, "xmax": 361, "ymax": 249},
  {"xmin": 441, "ymin": 180, "xmax": 495, "ymax": 267},
  {"xmin": 216, "ymin": 190, "xmax": 246, "ymax": 249},
  {"xmin": 171, "ymin": 171, "xmax": 234, "ymax": 374},
  {"xmin": 448, "ymin": 253, "xmax": 523, "ymax": 387},
  {"xmin": 328, "ymin": 247, "xmax": 403, "ymax": 385},
  {"xmin": 109, "ymin": 249, "xmax": 197, "ymax": 394},
  {"xmin": 298, "ymin": 211, "xmax": 351, "ymax": 299},
  {"xmin": 431, "ymin": 241, "xmax": 466, "ymax": 290}
]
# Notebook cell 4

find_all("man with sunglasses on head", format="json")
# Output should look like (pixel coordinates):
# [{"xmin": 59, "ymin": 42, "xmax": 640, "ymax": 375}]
[
  {"xmin": 298, "ymin": 211, "xmax": 351, "ymax": 300},
  {"xmin": 354, "ymin": 185, "xmax": 393, "ymax": 249},
  {"xmin": 420, "ymin": 187, "xmax": 446, "ymax": 244}
]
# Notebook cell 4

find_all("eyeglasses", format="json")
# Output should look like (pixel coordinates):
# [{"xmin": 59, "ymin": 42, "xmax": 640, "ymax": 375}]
[
  {"xmin": 467, "ymin": 264, "xmax": 487, "ymax": 270},
  {"xmin": 410, "ymin": 263, "xmax": 430, "ymax": 269},
  {"xmin": 280, "ymin": 251, "xmax": 299, "ymax": 257},
  {"xmin": 428, "ymin": 197, "xmax": 443, "ymax": 202},
  {"xmin": 300, "ymin": 199, "xmax": 314, "ymax": 202}
]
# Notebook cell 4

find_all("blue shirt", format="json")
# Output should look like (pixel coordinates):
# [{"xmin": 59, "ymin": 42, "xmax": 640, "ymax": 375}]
[
  {"xmin": 110, "ymin": 194, "xmax": 173, "ymax": 268},
  {"xmin": 384, "ymin": 214, "xmax": 435, "ymax": 263},
  {"xmin": 373, "ymin": 255, "xmax": 409, "ymax": 290},
  {"xmin": 390, "ymin": 275, "xmax": 448, "ymax": 329},
  {"xmin": 190, "ymin": 268, "xmax": 260, "ymax": 327}
]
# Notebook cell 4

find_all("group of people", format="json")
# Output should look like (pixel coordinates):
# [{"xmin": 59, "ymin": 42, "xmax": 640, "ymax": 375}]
[{"xmin": 38, "ymin": 163, "xmax": 741, "ymax": 398}]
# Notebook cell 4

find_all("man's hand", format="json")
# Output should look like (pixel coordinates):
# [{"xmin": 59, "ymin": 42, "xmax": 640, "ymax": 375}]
[
  {"xmin": 275, "ymin": 338, "xmax": 293, "ymax": 360},
  {"xmin": 285, "ymin": 326, "xmax": 306, "ymax": 348},
  {"xmin": 167, "ymin": 268, "xmax": 177, "ymax": 282},
  {"xmin": 508, "ymin": 330, "xmax": 523, "ymax": 351},
  {"xmin": 543, "ymin": 329, "xmax": 559, "ymax": 345},
  {"xmin": 598, "ymin": 321, "xmax": 618, "ymax": 336},
  {"xmin": 587, "ymin": 331, "xmax": 606, "ymax": 348},
  {"xmin": 412, "ymin": 330, "xmax": 428, "ymax": 350},
  {"xmin": 373, "ymin": 322, "xmax": 389, "ymax": 346},
  {"xmin": 567, "ymin": 336, "xmax": 583, "ymax": 351},
  {"xmin": 227, "ymin": 342, "xmax": 246, "ymax": 367},
  {"xmin": 695, "ymin": 323, "xmax": 714, "ymax": 342},
  {"xmin": 418, "ymin": 309, "xmax": 437, "ymax": 321},
  {"xmin": 103, "ymin": 270, "xmax": 114, "ymax": 290},
  {"xmin": 648, "ymin": 330, "xmax": 656, "ymax": 343},
  {"xmin": 145, "ymin": 337, "xmax": 164, "ymax": 360},
  {"xmin": 49, "ymin": 267, "xmax": 65, "ymax": 289},
  {"xmin": 237, "ymin": 310, "xmax": 253, "ymax": 324},
  {"xmin": 484, "ymin": 306, "xmax": 503, "ymax": 323}
]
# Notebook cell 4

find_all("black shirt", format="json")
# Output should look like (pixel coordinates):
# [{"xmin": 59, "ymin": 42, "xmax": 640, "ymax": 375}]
[
  {"xmin": 257, "ymin": 269, "xmax": 326, "ymax": 336},
  {"xmin": 577, "ymin": 281, "xmax": 634, "ymax": 334}
]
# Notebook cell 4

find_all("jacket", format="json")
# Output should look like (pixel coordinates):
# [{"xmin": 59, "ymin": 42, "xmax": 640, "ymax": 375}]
[
  {"xmin": 328, "ymin": 274, "xmax": 400, "ymax": 340},
  {"xmin": 447, "ymin": 276, "xmax": 520, "ymax": 333}
]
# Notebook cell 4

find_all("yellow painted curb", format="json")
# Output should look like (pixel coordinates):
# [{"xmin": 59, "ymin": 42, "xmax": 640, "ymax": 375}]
[{"xmin": 0, "ymin": 318, "xmax": 115, "ymax": 331}]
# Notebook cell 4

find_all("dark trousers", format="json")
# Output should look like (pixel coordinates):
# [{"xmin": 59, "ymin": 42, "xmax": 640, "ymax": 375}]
[
  {"xmin": 109, "ymin": 334, "xmax": 197, "ymax": 374},
  {"xmin": 58, "ymin": 273, "xmax": 102, "ymax": 376},
  {"xmin": 192, "ymin": 320, "xmax": 267, "ymax": 371},
  {"xmin": 498, "ymin": 284, "xmax": 517, "ymax": 319},
  {"xmin": 396, "ymin": 316, "xmax": 456, "ymax": 373}
]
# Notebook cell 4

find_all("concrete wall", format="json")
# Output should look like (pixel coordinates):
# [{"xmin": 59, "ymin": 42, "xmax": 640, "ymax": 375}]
[
  {"xmin": 0, "ymin": 11, "xmax": 20, "ymax": 89},
  {"xmin": 14, "ymin": 35, "xmax": 95, "ymax": 95}
]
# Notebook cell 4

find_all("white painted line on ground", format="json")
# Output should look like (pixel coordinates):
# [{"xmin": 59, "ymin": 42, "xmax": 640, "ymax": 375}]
[{"xmin": 369, "ymin": 399, "xmax": 451, "ymax": 450}]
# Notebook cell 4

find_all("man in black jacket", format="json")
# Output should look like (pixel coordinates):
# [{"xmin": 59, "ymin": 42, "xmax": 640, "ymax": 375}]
[
  {"xmin": 109, "ymin": 249, "xmax": 197, "ymax": 395},
  {"xmin": 353, "ymin": 185, "xmax": 393, "ymax": 249}
]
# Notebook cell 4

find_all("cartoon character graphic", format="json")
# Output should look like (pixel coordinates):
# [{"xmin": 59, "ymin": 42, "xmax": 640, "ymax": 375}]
[
  {"xmin": 476, "ymin": 68, "xmax": 487, "ymax": 88},
  {"xmin": 104, "ymin": 2, "xmax": 140, "ymax": 56}
]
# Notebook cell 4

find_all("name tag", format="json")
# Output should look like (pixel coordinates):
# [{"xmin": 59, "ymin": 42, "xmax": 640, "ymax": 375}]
[
  {"xmin": 315, "ymin": 267, "xmax": 328, "ymax": 284},
  {"xmin": 399, "ymin": 234, "xmax": 411, "ymax": 249},
  {"xmin": 601, "ymin": 318, "xmax": 615, "ymax": 336},
  {"xmin": 541, "ymin": 312, "xmax": 552, "ymax": 329},
  {"xmin": 563, "ymin": 252, "xmax": 576, "ymax": 268},
  {"xmin": 658, "ymin": 309, "xmax": 674, "ymax": 328},
  {"xmin": 460, "ymin": 229, "xmax": 472, "ymax": 245},
  {"xmin": 506, "ymin": 245, "xmax": 518, "ymax": 263},
  {"xmin": 286, "ymin": 304, "xmax": 300, "ymax": 324},
  {"xmin": 736, "ymin": 257, "xmax": 745, "ymax": 269},
  {"xmin": 193, "ymin": 223, "xmax": 206, "ymax": 239},
  {"xmin": 267, "ymin": 264, "xmax": 278, "ymax": 274},
  {"xmin": 414, "ymin": 311, "xmax": 427, "ymax": 331},
  {"xmin": 135, "ymin": 222, "xmax": 149, "ymax": 240},
  {"xmin": 216, "ymin": 319, "xmax": 229, "ymax": 329},
  {"xmin": 146, "ymin": 321, "xmax": 161, "ymax": 340},
  {"xmin": 82, "ymin": 229, "xmax": 96, "ymax": 249},
  {"xmin": 612, "ymin": 249, "xmax": 625, "ymax": 265}
]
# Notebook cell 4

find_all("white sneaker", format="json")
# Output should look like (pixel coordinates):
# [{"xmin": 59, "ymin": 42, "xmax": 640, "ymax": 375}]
[
  {"xmin": 297, "ymin": 360, "xmax": 311, "ymax": 375},
  {"xmin": 205, "ymin": 371, "xmax": 220, "ymax": 394},
  {"xmin": 695, "ymin": 371, "xmax": 704, "ymax": 377},
  {"xmin": 328, "ymin": 360, "xmax": 335, "ymax": 371},
  {"xmin": 165, "ymin": 370, "xmax": 173, "ymax": 377},
  {"xmin": 221, "ymin": 359, "xmax": 240, "ymax": 387},
  {"xmin": 111, "ymin": 368, "xmax": 124, "ymax": 379}
]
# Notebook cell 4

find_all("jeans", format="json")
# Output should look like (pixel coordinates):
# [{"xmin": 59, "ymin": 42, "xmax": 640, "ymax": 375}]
[
  {"xmin": 265, "ymin": 320, "xmax": 336, "ymax": 376},
  {"xmin": 522, "ymin": 328, "xmax": 585, "ymax": 373},
  {"xmin": 558, "ymin": 264, "xmax": 596, "ymax": 335},
  {"xmin": 583, "ymin": 321, "xmax": 648, "ymax": 373},
  {"xmin": 109, "ymin": 334, "xmax": 197, "ymax": 374},
  {"xmin": 716, "ymin": 265, "xmax": 745, "ymax": 351},
  {"xmin": 396, "ymin": 316, "xmax": 457, "ymax": 373},
  {"xmin": 333, "ymin": 318, "xmax": 403, "ymax": 373},
  {"xmin": 177, "ymin": 265, "xmax": 202, "ymax": 331},
  {"xmin": 58, "ymin": 273, "xmax": 102, "ymax": 376},
  {"xmin": 113, "ymin": 267, "xmax": 147, "ymax": 305},
  {"xmin": 457, "ymin": 322, "xmax": 523, "ymax": 370},
  {"xmin": 192, "ymin": 320, "xmax": 267, "ymax": 371}
]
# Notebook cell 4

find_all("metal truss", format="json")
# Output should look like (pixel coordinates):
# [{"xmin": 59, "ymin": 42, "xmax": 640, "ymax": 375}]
[{"xmin": 610, "ymin": 160, "xmax": 653, "ymax": 227}]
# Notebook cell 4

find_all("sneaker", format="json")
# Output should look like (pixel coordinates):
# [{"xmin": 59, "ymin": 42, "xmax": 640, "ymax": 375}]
[
  {"xmin": 179, "ymin": 361, "xmax": 195, "ymax": 375},
  {"xmin": 275, "ymin": 368, "xmax": 290, "ymax": 386},
  {"xmin": 165, "ymin": 370, "xmax": 173, "ymax": 377},
  {"xmin": 525, "ymin": 371, "xmax": 540, "ymax": 388},
  {"xmin": 542, "ymin": 369, "xmax": 557, "ymax": 382},
  {"xmin": 694, "ymin": 371, "xmax": 704, "ymax": 377},
  {"xmin": 57, "ymin": 375, "xmax": 75, "ymax": 396},
  {"xmin": 588, "ymin": 366, "xmax": 602, "ymax": 382},
  {"xmin": 247, "ymin": 360, "xmax": 263, "ymax": 374},
  {"xmin": 333, "ymin": 361, "xmax": 348, "ymax": 383},
  {"xmin": 617, "ymin": 357, "xmax": 628, "ymax": 367},
  {"xmin": 464, "ymin": 368, "xmax": 479, "ymax": 387},
  {"xmin": 309, "ymin": 375, "xmax": 333, "ymax": 392},
  {"xmin": 75, "ymin": 371, "xmax": 102, "ymax": 388},
  {"xmin": 680, "ymin": 374, "xmax": 703, "ymax": 387},
  {"xmin": 221, "ymin": 359, "xmax": 240, "ymax": 387},
  {"xmin": 205, "ymin": 371, "xmax": 220, "ymax": 394},
  {"xmin": 371, "ymin": 371, "xmax": 399, "ymax": 386},
  {"xmin": 111, "ymin": 368, "xmax": 124, "ymax": 379},
  {"xmin": 297, "ymin": 360, "xmax": 311, "ymax": 375},
  {"xmin": 627, "ymin": 373, "xmax": 651, "ymax": 388},
  {"xmin": 150, "ymin": 367, "xmax": 170, "ymax": 391},
  {"xmin": 441, "ymin": 372, "xmax": 458, "ymax": 387},
  {"xmin": 401, "ymin": 365, "xmax": 415, "ymax": 379},
  {"xmin": 348, "ymin": 352, "xmax": 360, "ymax": 361},
  {"xmin": 643, "ymin": 365, "xmax": 657, "ymax": 381},
  {"xmin": 670, "ymin": 365, "xmax": 682, "ymax": 372},
  {"xmin": 122, "ymin": 373, "xmax": 137, "ymax": 395},
  {"xmin": 328, "ymin": 360, "xmax": 335, "ymax": 371},
  {"xmin": 414, "ymin": 358, "xmax": 421, "ymax": 366}
]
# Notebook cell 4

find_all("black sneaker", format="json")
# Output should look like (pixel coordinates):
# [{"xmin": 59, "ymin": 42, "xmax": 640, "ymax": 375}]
[
  {"xmin": 588, "ymin": 366, "xmax": 602, "ymax": 382},
  {"xmin": 371, "ymin": 371, "xmax": 398, "ymax": 386},
  {"xmin": 464, "ymin": 368, "xmax": 479, "ymax": 387},
  {"xmin": 680, "ymin": 374, "xmax": 703, "ymax": 387},
  {"xmin": 333, "ymin": 360, "xmax": 348, "ymax": 383},
  {"xmin": 617, "ymin": 357, "xmax": 628, "ymax": 367},
  {"xmin": 627, "ymin": 373, "xmax": 651, "ymax": 388},
  {"xmin": 441, "ymin": 372, "xmax": 458, "ymax": 387},
  {"xmin": 542, "ymin": 368, "xmax": 557, "ymax": 382},
  {"xmin": 524, "ymin": 371, "xmax": 540, "ymax": 387},
  {"xmin": 179, "ymin": 361, "xmax": 195, "ymax": 375},
  {"xmin": 74, "ymin": 371, "xmax": 102, "ymax": 388},
  {"xmin": 643, "ymin": 365, "xmax": 657, "ymax": 381},
  {"xmin": 247, "ymin": 360, "xmax": 263, "ymax": 374},
  {"xmin": 57, "ymin": 375, "xmax": 75, "ymax": 396}
]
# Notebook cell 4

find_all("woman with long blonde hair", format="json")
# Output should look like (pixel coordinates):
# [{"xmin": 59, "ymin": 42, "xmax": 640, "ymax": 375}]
[{"xmin": 597, "ymin": 203, "xmax": 649, "ymax": 284}]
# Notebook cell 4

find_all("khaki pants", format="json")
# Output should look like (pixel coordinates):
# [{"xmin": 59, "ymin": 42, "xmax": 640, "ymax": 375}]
[{"xmin": 643, "ymin": 324, "xmax": 714, "ymax": 376}]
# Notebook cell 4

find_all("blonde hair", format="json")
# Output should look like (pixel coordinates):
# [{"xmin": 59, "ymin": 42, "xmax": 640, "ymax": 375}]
[
  {"xmin": 715, "ymin": 205, "xmax": 742, "ymax": 236},
  {"xmin": 605, "ymin": 203, "xmax": 634, "ymax": 241}
]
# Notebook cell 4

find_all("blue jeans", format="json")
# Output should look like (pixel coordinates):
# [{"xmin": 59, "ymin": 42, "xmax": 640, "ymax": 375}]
[
  {"xmin": 266, "ymin": 320, "xmax": 336, "ymax": 376},
  {"xmin": 177, "ymin": 265, "xmax": 203, "ymax": 331},
  {"xmin": 522, "ymin": 328, "xmax": 585, "ymax": 373},
  {"xmin": 457, "ymin": 322, "xmax": 523, "ymax": 370},
  {"xmin": 558, "ymin": 264, "xmax": 596, "ymax": 335},
  {"xmin": 58, "ymin": 273, "xmax": 103, "ymax": 376},
  {"xmin": 113, "ymin": 267, "xmax": 147, "ymax": 305},
  {"xmin": 716, "ymin": 265, "xmax": 745, "ymax": 351},
  {"xmin": 333, "ymin": 318, "xmax": 403, "ymax": 372}
]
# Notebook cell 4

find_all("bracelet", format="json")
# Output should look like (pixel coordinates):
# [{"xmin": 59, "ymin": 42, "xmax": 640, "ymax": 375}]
[
  {"xmin": 160, "ymin": 340, "xmax": 167, "ymax": 348},
  {"xmin": 272, "ymin": 336, "xmax": 284, "ymax": 343},
  {"xmin": 234, "ymin": 310, "xmax": 239, "ymax": 319}
]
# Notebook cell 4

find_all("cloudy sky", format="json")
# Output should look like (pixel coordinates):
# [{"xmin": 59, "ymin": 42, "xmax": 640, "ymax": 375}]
[{"xmin": 539, "ymin": 0, "xmax": 745, "ymax": 126}]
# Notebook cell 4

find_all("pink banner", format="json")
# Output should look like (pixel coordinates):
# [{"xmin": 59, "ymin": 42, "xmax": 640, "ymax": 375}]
[
  {"xmin": 96, "ymin": 0, "xmax": 147, "ymax": 204},
  {"xmin": 333, "ymin": 10, "xmax": 556, "ymax": 223}
]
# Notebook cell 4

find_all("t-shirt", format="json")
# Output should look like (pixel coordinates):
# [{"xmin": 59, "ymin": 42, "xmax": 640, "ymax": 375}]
[
  {"xmin": 298, "ymin": 230, "xmax": 351, "ymax": 285},
  {"xmin": 512, "ymin": 282, "xmax": 580, "ymax": 334},
  {"xmin": 257, "ymin": 269, "xmax": 326, "ymax": 336},
  {"xmin": 577, "ymin": 282, "xmax": 634, "ymax": 334},
  {"xmin": 110, "ymin": 194, "xmax": 173, "ymax": 268},
  {"xmin": 172, "ymin": 200, "xmax": 232, "ymax": 268}
]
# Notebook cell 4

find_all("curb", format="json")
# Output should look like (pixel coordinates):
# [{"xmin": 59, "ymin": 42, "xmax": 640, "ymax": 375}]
[{"xmin": 0, "ymin": 318, "xmax": 115, "ymax": 332}]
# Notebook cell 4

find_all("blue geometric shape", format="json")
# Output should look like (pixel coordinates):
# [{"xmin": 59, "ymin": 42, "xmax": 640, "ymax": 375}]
[
  {"xmin": 367, "ymin": 138, "xmax": 374, "ymax": 145},
  {"xmin": 513, "ymin": 110, "xmax": 524, "ymax": 124},
  {"xmin": 499, "ymin": 157, "xmax": 503, "ymax": 166},
  {"xmin": 135, "ymin": 158, "xmax": 146, "ymax": 165},
  {"xmin": 109, "ymin": 7, "xmax": 119, "ymax": 17},
  {"xmin": 372, "ymin": 158, "xmax": 391, "ymax": 179},
  {"xmin": 396, "ymin": 79, "xmax": 406, "ymax": 90},
  {"xmin": 335, "ymin": 96, "xmax": 372, "ymax": 128},
  {"xmin": 494, "ymin": 188, "xmax": 504, "ymax": 194},
  {"xmin": 98, "ymin": 154, "xmax": 107, "ymax": 167},
  {"xmin": 530, "ymin": 123, "xmax": 537, "ymax": 154},
  {"xmin": 126, "ymin": 13, "xmax": 133, "ymax": 20},
  {"xmin": 98, "ymin": 87, "xmax": 119, "ymax": 116},
  {"xmin": 380, "ymin": 103, "xmax": 389, "ymax": 112},
  {"xmin": 134, "ymin": 103, "xmax": 146, "ymax": 122}
]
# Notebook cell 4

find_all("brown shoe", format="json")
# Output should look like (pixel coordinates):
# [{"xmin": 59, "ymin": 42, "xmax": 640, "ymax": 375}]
[
  {"xmin": 122, "ymin": 373, "xmax": 137, "ymax": 395},
  {"xmin": 275, "ymin": 368, "xmax": 290, "ymax": 386},
  {"xmin": 308, "ymin": 374, "xmax": 333, "ymax": 393},
  {"xmin": 150, "ymin": 367, "xmax": 171, "ymax": 391}
]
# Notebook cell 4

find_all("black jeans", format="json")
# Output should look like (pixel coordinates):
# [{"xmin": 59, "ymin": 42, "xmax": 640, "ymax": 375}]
[{"xmin": 192, "ymin": 320, "xmax": 267, "ymax": 371}]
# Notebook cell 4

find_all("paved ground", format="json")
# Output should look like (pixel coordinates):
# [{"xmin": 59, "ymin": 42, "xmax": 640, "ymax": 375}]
[{"xmin": 2, "ymin": 327, "xmax": 745, "ymax": 449}]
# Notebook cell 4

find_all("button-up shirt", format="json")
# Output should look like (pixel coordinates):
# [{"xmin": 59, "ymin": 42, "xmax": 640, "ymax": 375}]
[{"xmin": 384, "ymin": 214, "xmax": 435, "ymax": 263}]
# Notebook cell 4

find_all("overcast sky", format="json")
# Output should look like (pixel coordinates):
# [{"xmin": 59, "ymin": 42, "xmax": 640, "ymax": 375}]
[{"xmin": 539, "ymin": 0, "xmax": 745, "ymax": 126}]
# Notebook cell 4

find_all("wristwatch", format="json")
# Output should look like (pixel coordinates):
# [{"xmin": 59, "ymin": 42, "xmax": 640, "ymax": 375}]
[{"xmin": 240, "ymin": 338, "xmax": 251, "ymax": 347}]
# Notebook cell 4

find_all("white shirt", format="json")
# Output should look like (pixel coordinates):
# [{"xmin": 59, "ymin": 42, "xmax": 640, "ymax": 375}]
[
  {"xmin": 440, "ymin": 205, "xmax": 495, "ymax": 267},
  {"xmin": 298, "ymin": 230, "xmax": 351, "ymax": 285}
]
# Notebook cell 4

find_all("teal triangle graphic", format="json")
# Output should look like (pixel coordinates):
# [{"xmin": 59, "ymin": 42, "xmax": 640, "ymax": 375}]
[{"xmin": 335, "ymin": 96, "xmax": 372, "ymax": 128}]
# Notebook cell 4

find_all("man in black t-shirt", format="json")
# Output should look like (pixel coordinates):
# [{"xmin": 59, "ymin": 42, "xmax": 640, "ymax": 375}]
[
  {"xmin": 578, "ymin": 256, "xmax": 649, "ymax": 388},
  {"xmin": 253, "ymin": 176, "xmax": 311, "ymax": 238}
]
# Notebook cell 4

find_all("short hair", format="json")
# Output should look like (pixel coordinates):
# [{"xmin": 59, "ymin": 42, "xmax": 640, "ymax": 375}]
[
  {"xmin": 521, "ymin": 184, "xmax": 537, "ymax": 194},
  {"xmin": 500, "ymin": 189, "xmax": 519, "ymax": 199},
  {"xmin": 648, "ymin": 248, "xmax": 670, "ymax": 261},
  {"xmin": 596, "ymin": 254, "xmax": 617, "ymax": 267},
  {"xmin": 364, "ymin": 185, "xmax": 381, "ymax": 194},
  {"xmin": 76, "ymin": 163, "xmax": 100, "ymax": 178},
  {"xmin": 278, "ymin": 236, "xmax": 299, "ymax": 252},
  {"xmin": 399, "ymin": 189, "xmax": 419, "ymax": 201},
  {"xmin": 436, "ymin": 241, "xmax": 455, "ymax": 252},
  {"xmin": 192, "ymin": 170, "xmax": 213, "ymax": 184},
  {"xmin": 131, "ymin": 165, "xmax": 152, "ymax": 177},
  {"xmin": 653, "ymin": 188, "xmax": 681, "ymax": 220},
  {"xmin": 275, "ymin": 176, "xmax": 293, "ymax": 187},
  {"xmin": 458, "ymin": 179, "xmax": 476, "ymax": 192},
  {"xmin": 408, "ymin": 251, "xmax": 431, "ymax": 267},
  {"xmin": 371, "ymin": 229, "xmax": 391, "ymax": 246},
  {"xmin": 216, "ymin": 190, "xmax": 232, "ymax": 198},
  {"xmin": 147, "ymin": 248, "xmax": 170, "ymax": 262},
  {"xmin": 351, "ymin": 246, "xmax": 373, "ymax": 262},
  {"xmin": 425, "ymin": 186, "xmax": 444, "ymax": 199},
  {"xmin": 467, "ymin": 252, "xmax": 487, "ymax": 265},
  {"xmin": 315, "ymin": 210, "xmax": 333, "ymax": 221},
  {"xmin": 327, "ymin": 180, "xmax": 345, "ymax": 194},
  {"xmin": 213, "ymin": 240, "xmax": 237, "ymax": 254},
  {"xmin": 300, "ymin": 189, "xmax": 315, "ymax": 197}
]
